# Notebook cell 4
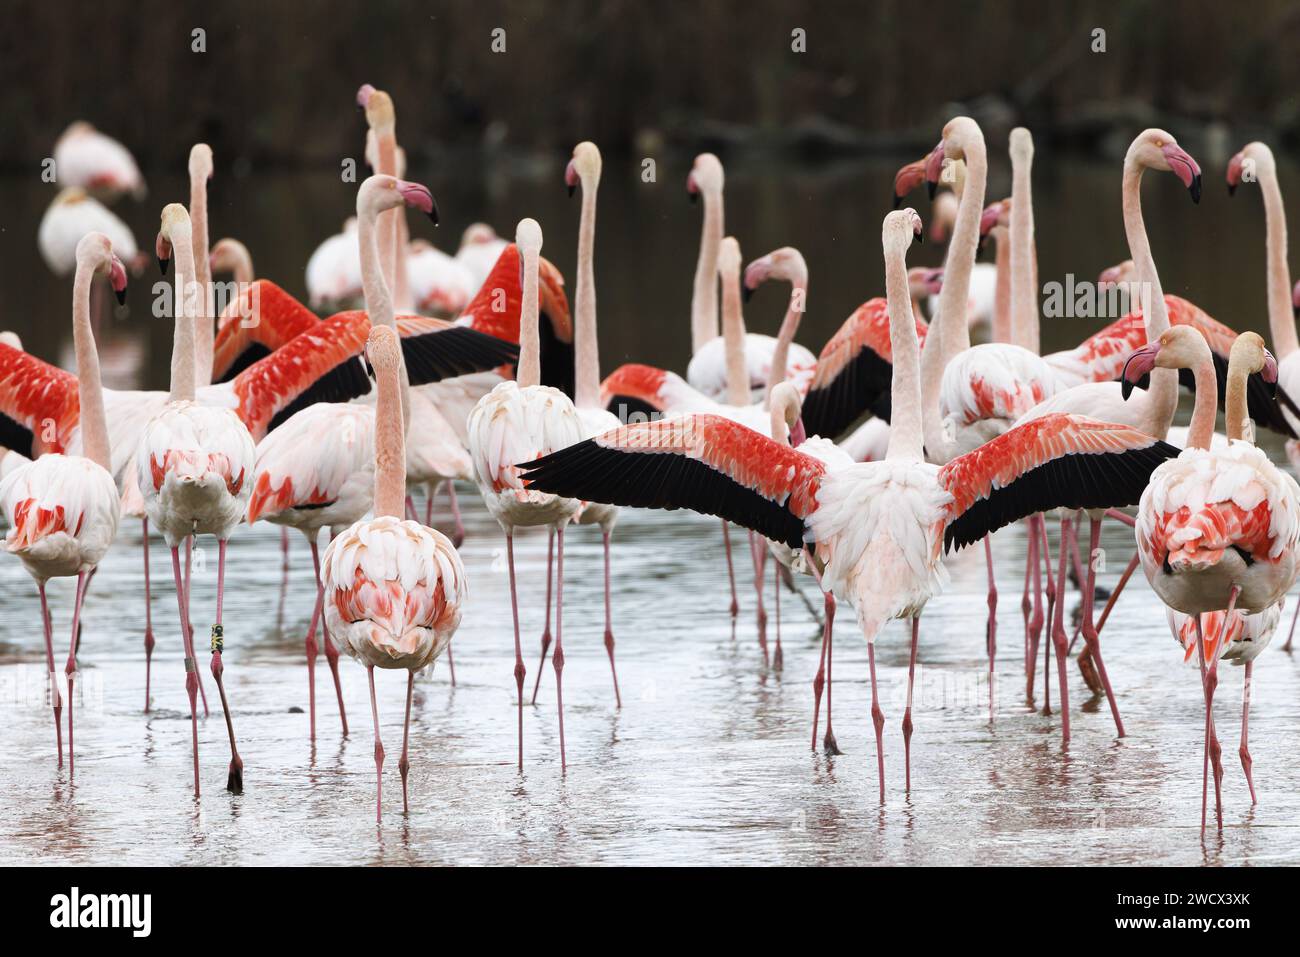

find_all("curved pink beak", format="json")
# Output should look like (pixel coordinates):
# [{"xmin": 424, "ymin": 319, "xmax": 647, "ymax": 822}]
[
  {"xmin": 1263, "ymin": 349, "xmax": 1279, "ymax": 385},
  {"xmin": 1121, "ymin": 342, "xmax": 1160, "ymax": 399},
  {"xmin": 1226, "ymin": 150, "xmax": 1245, "ymax": 196},
  {"xmin": 743, "ymin": 257, "xmax": 771, "ymax": 299},
  {"xmin": 109, "ymin": 254, "xmax": 128, "ymax": 305},
  {"xmin": 922, "ymin": 268, "xmax": 944, "ymax": 295},
  {"xmin": 155, "ymin": 233, "xmax": 172, "ymax": 275},
  {"xmin": 790, "ymin": 417, "xmax": 807, "ymax": 448},
  {"xmin": 1161, "ymin": 143, "xmax": 1203, "ymax": 203},
  {"xmin": 396, "ymin": 179, "xmax": 439, "ymax": 225},
  {"xmin": 356, "ymin": 83, "xmax": 376, "ymax": 110},
  {"xmin": 922, "ymin": 141, "xmax": 946, "ymax": 199},
  {"xmin": 892, "ymin": 158, "xmax": 927, "ymax": 208},
  {"xmin": 979, "ymin": 203, "xmax": 1001, "ymax": 239},
  {"xmin": 1293, "ymin": 280, "xmax": 1300, "ymax": 316},
  {"xmin": 686, "ymin": 170, "xmax": 699, "ymax": 203},
  {"xmin": 565, "ymin": 159, "xmax": 579, "ymax": 197}
]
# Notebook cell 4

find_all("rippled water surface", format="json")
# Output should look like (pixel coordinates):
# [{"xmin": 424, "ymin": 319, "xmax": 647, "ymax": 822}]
[{"xmin": 3, "ymin": 496, "xmax": 1299, "ymax": 866}]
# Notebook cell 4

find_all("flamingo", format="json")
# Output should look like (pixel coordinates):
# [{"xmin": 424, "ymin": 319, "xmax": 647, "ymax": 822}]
[
  {"xmin": 682, "ymin": 154, "xmax": 816, "ymax": 403},
  {"xmin": 248, "ymin": 174, "xmax": 442, "ymax": 740},
  {"xmin": 210, "ymin": 237, "xmax": 254, "ymax": 290},
  {"xmin": 38, "ymin": 187, "xmax": 137, "ymax": 332},
  {"xmin": 0, "ymin": 232, "xmax": 125, "ymax": 773},
  {"xmin": 137, "ymin": 203, "xmax": 257, "ymax": 797},
  {"xmin": 1011, "ymin": 128, "xmax": 1201, "ymax": 737},
  {"xmin": 468, "ymin": 218, "xmax": 584, "ymax": 771},
  {"xmin": 1129, "ymin": 327, "xmax": 1300, "ymax": 832},
  {"xmin": 522, "ymin": 209, "xmax": 1178, "ymax": 799},
  {"xmin": 52, "ymin": 122, "xmax": 146, "ymax": 199},
  {"xmin": 456, "ymin": 223, "xmax": 509, "ymax": 293},
  {"xmin": 321, "ymin": 323, "xmax": 466, "ymax": 822},
  {"xmin": 407, "ymin": 240, "xmax": 475, "ymax": 316},
  {"xmin": 306, "ymin": 218, "xmax": 363, "ymax": 309},
  {"xmin": 188, "ymin": 144, "xmax": 216, "ymax": 386}
]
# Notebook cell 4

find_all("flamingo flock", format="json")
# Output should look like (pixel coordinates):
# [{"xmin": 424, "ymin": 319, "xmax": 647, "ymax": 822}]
[{"xmin": 8, "ymin": 96, "xmax": 1300, "ymax": 836}]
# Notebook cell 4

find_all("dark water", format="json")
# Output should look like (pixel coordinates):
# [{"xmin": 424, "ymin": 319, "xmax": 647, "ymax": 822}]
[{"xmin": 3, "ymin": 155, "xmax": 1300, "ymax": 866}]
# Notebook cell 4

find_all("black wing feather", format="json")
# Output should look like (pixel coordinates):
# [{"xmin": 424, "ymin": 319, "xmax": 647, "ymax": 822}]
[
  {"xmin": 267, "ymin": 357, "xmax": 373, "ymax": 433},
  {"xmin": 400, "ymin": 327, "xmax": 520, "ymax": 386},
  {"xmin": 800, "ymin": 348, "xmax": 892, "ymax": 439}
]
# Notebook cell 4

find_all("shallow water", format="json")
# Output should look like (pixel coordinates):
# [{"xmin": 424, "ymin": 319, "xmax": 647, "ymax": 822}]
[{"xmin": 2, "ymin": 493, "xmax": 1299, "ymax": 866}]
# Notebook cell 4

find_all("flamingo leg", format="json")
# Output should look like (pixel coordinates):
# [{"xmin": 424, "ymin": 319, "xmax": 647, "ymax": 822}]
[
  {"xmin": 405, "ymin": 494, "xmax": 418, "ymax": 523},
  {"xmin": 424, "ymin": 485, "xmax": 434, "ymax": 527},
  {"xmin": 303, "ymin": 558, "xmax": 324, "ymax": 741},
  {"xmin": 808, "ymin": 552, "xmax": 829, "ymax": 750},
  {"xmin": 1195, "ymin": 612, "xmax": 1225, "ymax": 834},
  {"xmin": 749, "ymin": 532, "xmax": 768, "ymax": 659},
  {"xmin": 312, "ymin": 539, "xmax": 348, "ymax": 736},
  {"xmin": 529, "ymin": 529, "xmax": 555, "ymax": 705},
  {"xmin": 280, "ymin": 526, "xmax": 290, "ymax": 574},
  {"xmin": 1079, "ymin": 518, "xmax": 1125, "ymax": 736},
  {"xmin": 553, "ymin": 525, "xmax": 568, "ymax": 772},
  {"xmin": 602, "ymin": 529, "xmax": 621, "ymax": 706},
  {"xmin": 507, "ymin": 533, "xmax": 526, "ymax": 770},
  {"xmin": 1026, "ymin": 515, "xmax": 1044, "ymax": 702},
  {"xmin": 1051, "ymin": 518, "xmax": 1071, "ymax": 743},
  {"xmin": 171, "ymin": 547, "xmax": 201, "ymax": 798},
  {"xmin": 367, "ymin": 664, "xmax": 384, "ymax": 823},
  {"xmin": 903, "ymin": 616, "xmax": 919, "ymax": 792},
  {"xmin": 1240, "ymin": 660, "xmax": 1257, "ymax": 805},
  {"xmin": 1021, "ymin": 519, "xmax": 1033, "ymax": 682},
  {"xmin": 63, "ymin": 571, "xmax": 90, "ymax": 778},
  {"xmin": 142, "ymin": 518, "xmax": 155, "ymax": 713},
  {"xmin": 446, "ymin": 480, "xmax": 465, "ymax": 549},
  {"xmin": 868, "ymin": 640, "xmax": 885, "ymax": 803},
  {"xmin": 1038, "ymin": 517, "xmax": 1056, "ymax": 713},
  {"xmin": 1284, "ymin": 597, "xmax": 1299, "ymax": 653},
  {"xmin": 721, "ymin": 520, "xmax": 739, "ymax": 617},
  {"xmin": 772, "ymin": 555, "xmax": 783, "ymax": 671},
  {"xmin": 183, "ymin": 538, "xmax": 209, "ymax": 718},
  {"xmin": 823, "ymin": 589, "xmax": 839, "ymax": 754},
  {"xmin": 983, "ymin": 536, "xmax": 997, "ymax": 720},
  {"xmin": 209, "ymin": 539, "xmax": 243, "ymax": 793},
  {"xmin": 399, "ymin": 670, "xmax": 414, "ymax": 814},
  {"xmin": 38, "ymin": 582, "xmax": 63, "ymax": 767},
  {"xmin": 1094, "ymin": 552, "xmax": 1140, "ymax": 637},
  {"xmin": 445, "ymin": 643, "xmax": 456, "ymax": 687}
]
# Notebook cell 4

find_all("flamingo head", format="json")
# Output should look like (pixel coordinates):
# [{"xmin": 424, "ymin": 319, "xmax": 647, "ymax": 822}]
[
  {"xmin": 908, "ymin": 267, "xmax": 944, "ymax": 298},
  {"xmin": 155, "ymin": 203, "xmax": 191, "ymax": 275},
  {"xmin": 1129, "ymin": 129, "xmax": 1202, "ymax": 203},
  {"xmin": 566, "ymin": 141, "xmax": 601, "ymax": 197},
  {"xmin": 460, "ymin": 223, "xmax": 499, "ymax": 247},
  {"xmin": 977, "ymin": 199, "xmax": 1007, "ymax": 253},
  {"xmin": 770, "ymin": 382, "xmax": 807, "ymax": 447},
  {"xmin": 358, "ymin": 174, "xmax": 438, "ymax": 225},
  {"xmin": 77, "ymin": 232, "xmax": 128, "ymax": 304},
  {"xmin": 742, "ymin": 246, "xmax": 807, "ymax": 302},
  {"xmin": 516, "ymin": 217, "xmax": 543, "ymax": 258},
  {"xmin": 1230, "ymin": 331, "xmax": 1277, "ymax": 398},
  {"xmin": 883, "ymin": 208, "xmax": 923, "ymax": 255},
  {"xmin": 1098, "ymin": 259, "xmax": 1137, "ymax": 291},
  {"xmin": 1226, "ymin": 141, "xmax": 1274, "ymax": 197},
  {"xmin": 716, "ymin": 236, "xmax": 742, "ymax": 282},
  {"xmin": 925, "ymin": 117, "xmax": 982, "ymax": 200},
  {"xmin": 363, "ymin": 88, "xmax": 395, "ymax": 133},
  {"xmin": 686, "ymin": 153, "xmax": 724, "ymax": 205},
  {"xmin": 1123, "ymin": 326, "xmax": 1212, "ymax": 399},
  {"xmin": 209, "ymin": 238, "xmax": 249, "ymax": 277},
  {"xmin": 892, "ymin": 157, "xmax": 928, "ymax": 208},
  {"xmin": 188, "ymin": 143, "xmax": 213, "ymax": 183},
  {"xmin": 356, "ymin": 83, "xmax": 377, "ymax": 110}
]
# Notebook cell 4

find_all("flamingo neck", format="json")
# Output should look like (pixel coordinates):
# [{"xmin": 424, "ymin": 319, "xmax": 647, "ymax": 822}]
[
  {"xmin": 228, "ymin": 243, "xmax": 254, "ymax": 285},
  {"xmin": 1122, "ymin": 158, "xmax": 1178, "ymax": 438},
  {"xmin": 376, "ymin": 134, "xmax": 400, "ymax": 299},
  {"xmin": 1260, "ymin": 164, "xmax": 1299, "ymax": 358},
  {"xmin": 1010, "ymin": 156, "xmax": 1039, "ymax": 353},
  {"xmin": 886, "ymin": 244, "xmax": 925, "ymax": 462},
  {"xmin": 769, "ymin": 402, "xmax": 789, "ymax": 445},
  {"xmin": 190, "ymin": 168, "xmax": 213, "ymax": 388},
  {"xmin": 764, "ymin": 276, "xmax": 806, "ymax": 401},
  {"xmin": 518, "ymin": 249, "xmax": 542, "ymax": 389},
  {"xmin": 574, "ymin": 169, "xmax": 601, "ymax": 410},
  {"xmin": 991, "ymin": 227, "xmax": 1011, "ymax": 343},
  {"xmin": 72, "ymin": 258, "xmax": 111, "ymax": 471},
  {"xmin": 359, "ymin": 197, "xmax": 411, "ymax": 431},
  {"xmin": 372, "ymin": 350, "xmax": 407, "ymax": 519},
  {"xmin": 1187, "ymin": 356, "xmax": 1219, "ymax": 450},
  {"xmin": 691, "ymin": 189, "xmax": 723, "ymax": 353},
  {"xmin": 721, "ymin": 265, "xmax": 749, "ymax": 407},
  {"xmin": 168, "ymin": 226, "xmax": 199, "ymax": 403}
]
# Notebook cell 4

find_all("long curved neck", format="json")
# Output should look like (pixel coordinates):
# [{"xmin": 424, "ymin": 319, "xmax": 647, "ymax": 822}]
[
  {"xmin": 1010, "ymin": 159, "xmax": 1039, "ymax": 353},
  {"xmin": 885, "ymin": 244, "xmax": 925, "ymax": 462},
  {"xmin": 991, "ymin": 227, "xmax": 1011, "ymax": 343},
  {"xmin": 691, "ymin": 190, "xmax": 723, "ymax": 353},
  {"xmin": 372, "ymin": 354, "xmax": 407, "ymax": 519},
  {"xmin": 230, "ymin": 246, "xmax": 254, "ymax": 284},
  {"xmin": 190, "ymin": 171, "xmax": 213, "ymax": 387},
  {"xmin": 574, "ymin": 172, "xmax": 601, "ymax": 409},
  {"xmin": 1225, "ymin": 360, "xmax": 1252, "ymax": 443},
  {"xmin": 169, "ymin": 227, "xmax": 198, "ymax": 403},
  {"xmin": 1122, "ymin": 158, "xmax": 1178, "ymax": 437},
  {"xmin": 376, "ymin": 133, "xmax": 399, "ymax": 298},
  {"xmin": 72, "ymin": 259, "xmax": 110, "ymax": 470},
  {"xmin": 769, "ymin": 403, "xmax": 789, "ymax": 445},
  {"xmin": 764, "ymin": 277, "xmax": 806, "ymax": 400},
  {"xmin": 721, "ymin": 266, "xmax": 749, "ymax": 406},
  {"xmin": 518, "ymin": 248, "xmax": 542, "ymax": 389},
  {"xmin": 1260, "ymin": 164, "xmax": 1299, "ymax": 358},
  {"xmin": 360, "ymin": 198, "xmax": 411, "ymax": 430},
  {"xmin": 1186, "ymin": 355, "xmax": 1219, "ymax": 450}
]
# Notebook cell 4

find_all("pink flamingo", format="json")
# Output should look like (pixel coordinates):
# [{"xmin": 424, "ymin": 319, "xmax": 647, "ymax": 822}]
[
  {"xmin": 1130, "ymin": 328, "xmax": 1300, "ymax": 832},
  {"xmin": 52, "ymin": 122, "xmax": 145, "ymax": 199},
  {"xmin": 468, "ymin": 218, "xmax": 584, "ymax": 771},
  {"xmin": 0, "ymin": 233, "xmax": 125, "ymax": 773},
  {"xmin": 522, "ymin": 209, "xmax": 1177, "ymax": 800},
  {"xmin": 321, "ymin": 323, "xmax": 466, "ymax": 822}
]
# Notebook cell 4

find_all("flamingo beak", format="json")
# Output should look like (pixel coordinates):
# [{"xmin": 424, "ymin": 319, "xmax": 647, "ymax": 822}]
[
  {"xmin": 923, "ymin": 142, "xmax": 945, "ymax": 200},
  {"xmin": 742, "ymin": 259, "xmax": 769, "ymax": 303},
  {"xmin": 1262, "ymin": 349, "xmax": 1279, "ymax": 398},
  {"xmin": 396, "ymin": 179, "xmax": 439, "ymax": 225},
  {"xmin": 892, "ymin": 158, "xmax": 926, "ymax": 209},
  {"xmin": 790, "ymin": 417, "xmax": 807, "ymax": 448},
  {"xmin": 1121, "ymin": 343, "xmax": 1160, "ymax": 400},
  {"xmin": 1161, "ymin": 143, "xmax": 1203, "ymax": 204},
  {"xmin": 156, "ymin": 234, "xmax": 172, "ymax": 275},
  {"xmin": 109, "ymin": 255, "xmax": 128, "ymax": 305},
  {"xmin": 565, "ymin": 159, "xmax": 579, "ymax": 198},
  {"xmin": 686, "ymin": 171, "xmax": 699, "ymax": 205},
  {"xmin": 1226, "ymin": 151, "xmax": 1244, "ymax": 197}
]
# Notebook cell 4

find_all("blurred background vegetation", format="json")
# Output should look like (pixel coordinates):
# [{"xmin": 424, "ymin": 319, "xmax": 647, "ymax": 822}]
[{"xmin": 4, "ymin": 0, "xmax": 1300, "ymax": 170}]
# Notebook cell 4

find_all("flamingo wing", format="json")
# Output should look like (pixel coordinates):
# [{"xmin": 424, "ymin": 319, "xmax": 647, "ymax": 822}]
[
  {"xmin": 938, "ymin": 412, "xmax": 1179, "ymax": 552},
  {"xmin": 0, "ymin": 343, "xmax": 79, "ymax": 457},
  {"xmin": 800, "ymin": 299, "xmax": 927, "ymax": 439},
  {"xmin": 518, "ymin": 414, "xmax": 826, "ymax": 548},
  {"xmin": 599, "ymin": 363, "xmax": 671, "ymax": 420},
  {"xmin": 212, "ymin": 280, "xmax": 320, "ymax": 382},
  {"xmin": 393, "ymin": 313, "xmax": 520, "ymax": 384}
]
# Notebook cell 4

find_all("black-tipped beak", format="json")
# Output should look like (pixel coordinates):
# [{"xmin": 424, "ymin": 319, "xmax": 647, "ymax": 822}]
[
  {"xmin": 114, "ymin": 287, "xmax": 127, "ymax": 306},
  {"xmin": 158, "ymin": 255, "xmax": 170, "ymax": 276},
  {"xmin": 1121, "ymin": 376, "xmax": 1135, "ymax": 401},
  {"xmin": 1189, "ymin": 174, "xmax": 1202, "ymax": 205},
  {"xmin": 567, "ymin": 184, "xmax": 576, "ymax": 198},
  {"xmin": 1227, "ymin": 183, "xmax": 1237, "ymax": 197},
  {"xmin": 742, "ymin": 284, "xmax": 754, "ymax": 304},
  {"xmin": 892, "ymin": 193, "xmax": 904, "ymax": 210},
  {"xmin": 926, "ymin": 181, "xmax": 937, "ymax": 201},
  {"xmin": 913, "ymin": 232, "xmax": 923, "ymax": 247},
  {"xmin": 428, "ymin": 198, "xmax": 440, "ymax": 226}
]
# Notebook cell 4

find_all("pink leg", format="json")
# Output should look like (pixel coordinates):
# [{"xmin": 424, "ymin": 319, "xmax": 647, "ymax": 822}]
[
  {"xmin": 280, "ymin": 526, "xmax": 290, "ymax": 573},
  {"xmin": 1026, "ymin": 516, "xmax": 1044, "ymax": 702},
  {"xmin": 367, "ymin": 665, "xmax": 384, "ymax": 823},
  {"xmin": 1021, "ymin": 520, "xmax": 1033, "ymax": 679},
  {"xmin": 983, "ymin": 536, "xmax": 997, "ymax": 720},
  {"xmin": 1079, "ymin": 518, "xmax": 1125, "ymax": 736},
  {"xmin": 171, "ymin": 547, "xmax": 201, "ymax": 797},
  {"xmin": 529, "ymin": 529, "xmax": 555, "ymax": 705},
  {"xmin": 553, "ymin": 525, "xmax": 568, "ymax": 772},
  {"xmin": 722, "ymin": 520, "xmax": 739, "ymax": 617},
  {"xmin": 903, "ymin": 616, "xmax": 919, "ymax": 792},
  {"xmin": 38, "ymin": 582, "xmax": 63, "ymax": 767},
  {"xmin": 808, "ymin": 551, "xmax": 831, "ymax": 751},
  {"xmin": 424, "ymin": 486, "xmax": 434, "ymax": 527},
  {"xmin": 772, "ymin": 556, "xmax": 783, "ymax": 671},
  {"xmin": 399, "ymin": 670, "xmax": 414, "ymax": 814},
  {"xmin": 446, "ymin": 480, "xmax": 465, "ymax": 549},
  {"xmin": 303, "ymin": 566, "xmax": 323, "ymax": 740},
  {"xmin": 1039, "ymin": 517, "xmax": 1056, "ymax": 713},
  {"xmin": 1051, "ymin": 518, "xmax": 1071, "ymax": 743},
  {"xmin": 602, "ymin": 529, "xmax": 621, "ymax": 707},
  {"xmin": 1195, "ymin": 614, "xmax": 1225, "ymax": 834},
  {"xmin": 749, "ymin": 532, "xmax": 768, "ymax": 659},
  {"xmin": 1094, "ymin": 552, "xmax": 1140, "ymax": 638},
  {"xmin": 405, "ymin": 494, "xmax": 418, "ymax": 522},
  {"xmin": 142, "ymin": 518, "xmax": 155, "ymax": 713},
  {"xmin": 506, "ymin": 533, "xmax": 526, "ymax": 770},
  {"xmin": 1284, "ymin": 597, "xmax": 1299, "ymax": 653},
  {"xmin": 821, "ymin": 582, "xmax": 840, "ymax": 754},
  {"xmin": 312, "ymin": 539, "xmax": 349, "ymax": 736},
  {"xmin": 1239, "ymin": 660, "xmax": 1257, "ymax": 804},
  {"xmin": 63, "ymin": 572, "xmax": 90, "ymax": 777},
  {"xmin": 209, "ymin": 540, "xmax": 243, "ymax": 793},
  {"xmin": 868, "ymin": 640, "xmax": 885, "ymax": 803},
  {"xmin": 445, "ymin": 643, "xmax": 456, "ymax": 687}
]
